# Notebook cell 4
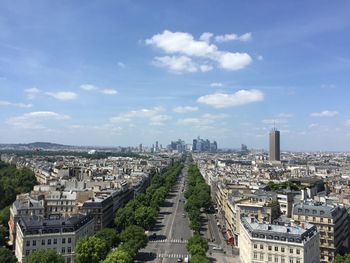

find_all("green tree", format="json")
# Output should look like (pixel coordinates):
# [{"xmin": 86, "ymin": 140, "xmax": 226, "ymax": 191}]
[
  {"xmin": 0, "ymin": 247, "xmax": 17, "ymax": 263},
  {"xmin": 0, "ymin": 206, "xmax": 10, "ymax": 225},
  {"xmin": 190, "ymin": 254, "xmax": 210, "ymax": 263},
  {"xmin": 187, "ymin": 234, "xmax": 209, "ymax": 252},
  {"xmin": 75, "ymin": 236, "xmax": 108, "ymax": 263},
  {"xmin": 103, "ymin": 248, "xmax": 133, "ymax": 263},
  {"xmin": 23, "ymin": 249, "xmax": 64, "ymax": 263},
  {"xmin": 95, "ymin": 228, "xmax": 120, "ymax": 250},
  {"xmin": 119, "ymin": 225, "xmax": 148, "ymax": 257},
  {"xmin": 335, "ymin": 254, "xmax": 350, "ymax": 263},
  {"xmin": 134, "ymin": 206, "xmax": 157, "ymax": 229},
  {"xmin": 188, "ymin": 244, "xmax": 206, "ymax": 256}
]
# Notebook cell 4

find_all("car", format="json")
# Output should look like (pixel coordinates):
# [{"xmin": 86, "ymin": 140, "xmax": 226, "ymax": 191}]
[
  {"xmin": 177, "ymin": 258, "xmax": 183, "ymax": 262},
  {"xmin": 213, "ymin": 246, "xmax": 223, "ymax": 251},
  {"xmin": 182, "ymin": 213, "xmax": 186, "ymax": 217}
]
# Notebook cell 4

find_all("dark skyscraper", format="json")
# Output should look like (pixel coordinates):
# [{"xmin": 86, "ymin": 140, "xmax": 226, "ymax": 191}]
[{"xmin": 269, "ymin": 128, "xmax": 280, "ymax": 161}]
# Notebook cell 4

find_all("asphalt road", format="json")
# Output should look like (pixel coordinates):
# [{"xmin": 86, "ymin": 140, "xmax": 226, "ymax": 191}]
[{"xmin": 136, "ymin": 165, "xmax": 192, "ymax": 263}]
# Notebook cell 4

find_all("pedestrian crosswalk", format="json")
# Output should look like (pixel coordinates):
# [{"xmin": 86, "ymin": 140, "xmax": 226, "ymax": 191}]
[
  {"xmin": 149, "ymin": 238, "xmax": 188, "ymax": 244},
  {"xmin": 157, "ymin": 253, "xmax": 190, "ymax": 259}
]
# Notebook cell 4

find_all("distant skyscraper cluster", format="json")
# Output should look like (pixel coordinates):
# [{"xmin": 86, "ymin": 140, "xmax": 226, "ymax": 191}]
[
  {"xmin": 269, "ymin": 128, "xmax": 280, "ymax": 161},
  {"xmin": 192, "ymin": 136, "xmax": 217, "ymax": 153},
  {"xmin": 169, "ymin": 139, "xmax": 186, "ymax": 153}
]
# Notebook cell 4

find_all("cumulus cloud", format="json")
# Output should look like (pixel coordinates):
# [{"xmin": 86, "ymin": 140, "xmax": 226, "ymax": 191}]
[
  {"xmin": 215, "ymin": 32, "xmax": 252, "ymax": 42},
  {"xmin": 146, "ymin": 30, "xmax": 252, "ymax": 73},
  {"xmin": 7, "ymin": 111, "xmax": 70, "ymax": 129},
  {"xmin": 46, "ymin": 91, "xmax": 77, "ymax": 101},
  {"xmin": 197, "ymin": 89, "xmax": 264, "ymax": 108},
  {"xmin": 178, "ymin": 113, "xmax": 228, "ymax": 127},
  {"xmin": 152, "ymin": 56, "xmax": 199, "ymax": 73},
  {"xmin": 173, "ymin": 106, "xmax": 199, "ymax": 113},
  {"xmin": 24, "ymin": 87, "xmax": 41, "ymax": 99},
  {"xmin": 0, "ymin": 101, "xmax": 32, "ymax": 108},
  {"xmin": 310, "ymin": 110, "xmax": 338, "ymax": 117},
  {"xmin": 80, "ymin": 84, "xmax": 118, "ymax": 95},
  {"xmin": 110, "ymin": 106, "xmax": 169, "ymax": 126},
  {"xmin": 210, "ymin": 82, "xmax": 224, "ymax": 88}
]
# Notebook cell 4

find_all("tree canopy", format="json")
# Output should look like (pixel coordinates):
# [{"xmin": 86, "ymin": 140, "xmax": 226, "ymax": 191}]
[
  {"xmin": 103, "ymin": 248, "xmax": 133, "ymax": 263},
  {"xmin": 75, "ymin": 236, "xmax": 108, "ymax": 263},
  {"xmin": 23, "ymin": 249, "xmax": 64, "ymax": 263},
  {"xmin": 95, "ymin": 228, "xmax": 120, "ymax": 250},
  {"xmin": 0, "ymin": 247, "xmax": 18, "ymax": 263}
]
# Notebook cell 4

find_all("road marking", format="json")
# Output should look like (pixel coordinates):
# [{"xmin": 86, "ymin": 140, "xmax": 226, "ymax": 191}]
[
  {"xmin": 149, "ymin": 239, "xmax": 188, "ymax": 244},
  {"xmin": 158, "ymin": 254, "xmax": 190, "ymax": 258}
]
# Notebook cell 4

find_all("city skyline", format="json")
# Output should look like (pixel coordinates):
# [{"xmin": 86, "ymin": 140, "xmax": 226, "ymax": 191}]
[{"xmin": 1, "ymin": 1, "xmax": 350, "ymax": 151}]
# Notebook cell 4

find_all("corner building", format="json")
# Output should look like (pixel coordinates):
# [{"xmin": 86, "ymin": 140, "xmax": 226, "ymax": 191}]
[{"xmin": 239, "ymin": 217, "xmax": 320, "ymax": 263}]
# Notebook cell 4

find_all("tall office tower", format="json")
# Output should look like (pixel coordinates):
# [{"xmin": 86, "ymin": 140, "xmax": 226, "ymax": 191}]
[
  {"xmin": 269, "ymin": 128, "xmax": 280, "ymax": 161},
  {"xmin": 155, "ymin": 141, "xmax": 159, "ymax": 152},
  {"xmin": 139, "ymin": 143, "xmax": 142, "ymax": 152}
]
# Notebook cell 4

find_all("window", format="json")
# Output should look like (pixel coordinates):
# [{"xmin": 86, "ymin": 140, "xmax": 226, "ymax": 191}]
[
  {"xmin": 296, "ymin": 249, "xmax": 300, "ymax": 255},
  {"xmin": 26, "ymin": 240, "xmax": 30, "ymax": 247},
  {"xmin": 67, "ymin": 247, "xmax": 71, "ymax": 253},
  {"xmin": 62, "ymin": 238, "xmax": 66, "ymax": 244},
  {"xmin": 42, "ymin": 239, "xmax": 45, "ymax": 245},
  {"xmin": 268, "ymin": 246, "xmax": 272, "ymax": 251},
  {"xmin": 254, "ymin": 252, "xmax": 258, "ymax": 259},
  {"xmin": 320, "ymin": 218, "xmax": 323, "ymax": 222},
  {"xmin": 281, "ymin": 257, "xmax": 285, "ymax": 263},
  {"xmin": 328, "ymin": 219, "xmax": 332, "ymax": 223},
  {"xmin": 54, "ymin": 238, "xmax": 57, "ymax": 244},
  {"xmin": 48, "ymin": 239, "xmax": 51, "ymax": 245},
  {"xmin": 290, "ymin": 258, "xmax": 294, "ymax": 263},
  {"xmin": 254, "ymin": 244, "xmax": 257, "ymax": 249},
  {"xmin": 275, "ymin": 246, "xmax": 278, "ymax": 251},
  {"xmin": 290, "ymin": 248, "xmax": 293, "ymax": 254},
  {"xmin": 68, "ymin": 238, "xmax": 71, "ymax": 244},
  {"xmin": 67, "ymin": 258, "xmax": 71, "ymax": 263},
  {"xmin": 61, "ymin": 247, "xmax": 65, "ymax": 254},
  {"xmin": 32, "ymin": 240, "xmax": 36, "ymax": 246},
  {"xmin": 275, "ymin": 255, "xmax": 278, "ymax": 262},
  {"xmin": 260, "ymin": 253, "xmax": 264, "ymax": 260},
  {"xmin": 296, "ymin": 259, "xmax": 300, "ymax": 263},
  {"xmin": 268, "ymin": 254, "xmax": 272, "ymax": 261},
  {"xmin": 26, "ymin": 250, "xmax": 30, "ymax": 256},
  {"xmin": 281, "ymin": 247, "xmax": 285, "ymax": 253}
]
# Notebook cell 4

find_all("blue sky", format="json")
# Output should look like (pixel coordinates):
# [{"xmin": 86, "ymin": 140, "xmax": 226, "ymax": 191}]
[{"xmin": 1, "ymin": 0, "xmax": 350, "ymax": 151}]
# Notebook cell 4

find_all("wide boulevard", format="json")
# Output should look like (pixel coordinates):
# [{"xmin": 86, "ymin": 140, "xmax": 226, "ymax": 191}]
[{"xmin": 136, "ymin": 163, "xmax": 192, "ymax": 262}]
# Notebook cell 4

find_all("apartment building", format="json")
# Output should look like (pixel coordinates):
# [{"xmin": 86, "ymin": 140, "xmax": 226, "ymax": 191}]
[
  {"xmin": 292, "ymin": 201, "xmax": 350, "ymax": 262},
  {"xmin": 15, "ymin": 214, "xmax": 94, "ymax": 263},
  {"xmin": 239, "ymin": 217, "xmax": 320, "ymax": 263}
]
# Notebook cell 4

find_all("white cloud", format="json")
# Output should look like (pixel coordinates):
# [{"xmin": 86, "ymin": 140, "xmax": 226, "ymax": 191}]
[
  {"xmin": 215, "ymin": 32, "xmax": 252, "ymax": 43},
  {"xmin": 257, "ymin": 55, "xmax": 264, "ymax": 61},
  {"xmin": 173, "ymin": 106, "xmax": 199, "ymax": 113},
  {"xmin": 24, "ymin": 87, "xmax": 41, "ymax": 99},
  {"xmin": 101, "ymin": 89, "xmax": 118, "ymax": 95},
  {"xmin": 80, "ymin": 84, "xmax": 118, "ymax": 95},
  {"xmin": 310, "ymin": 110, "xmax": 338, "ymax": 117},
  {"xmin": 178, "ymin": 113, "xmax": 228, "ymax": 127},
  {"xmin": 46, "ymin": 91, "xmax": 77, "ymax": 101},
  {"xmin": 146, "ymin": 30, "xmax": 252, "ymax": 72},
  {"xmin": 150, "ymin": 114, "xmax": 172, "ymax": 126},
  {"xmin": 80, "ymin": 84, "xmax": 98, "ymax": 91},
  {"xmin": 0, "ymin": 101, "xmax": 32, "ymax": 108},
  {"xmin": 7, "ymin": 111, "xmax": 70, "ymax": 129},
  {"xmin": 210, "ymin": 82, "xmax": 224, "ymax": 88},
  {"xmin": 197, "ymin": 89, "xmax": 264, "ymax": 108},
  {"xmin": 215, "ymin": 51, "xmax": 252, "ymax": 70},
  {"xmin": 110, "ymin": 106, "xmax": 168, "ymax": 125},
  {"xmin": 152, "ymin": 56, "xmax": 198, "ymax": 73},
  {"xmin": 199, "ymin": 32, "xmax": 213, "ymax": 43}
]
